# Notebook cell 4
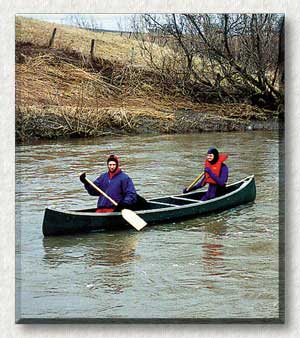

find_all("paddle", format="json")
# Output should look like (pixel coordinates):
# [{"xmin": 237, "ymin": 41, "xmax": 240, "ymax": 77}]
[
  {"xmin": 186, "ymin": 172, "xmax": 204, "ymax": 192},
  {"xmin": 85, "ymin": 177, "xmax": 147, "ymax": 231}
]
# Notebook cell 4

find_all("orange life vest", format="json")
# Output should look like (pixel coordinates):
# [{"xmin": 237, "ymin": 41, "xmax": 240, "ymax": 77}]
[{"xmin": 204, "ymin": 153, "xmax": 228, "ymax": 184}]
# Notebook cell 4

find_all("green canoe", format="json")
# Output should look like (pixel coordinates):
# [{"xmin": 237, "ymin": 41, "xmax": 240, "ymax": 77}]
[{"xmin": 42, "ymin": 175, "xmax": 256, "ymax": 236}]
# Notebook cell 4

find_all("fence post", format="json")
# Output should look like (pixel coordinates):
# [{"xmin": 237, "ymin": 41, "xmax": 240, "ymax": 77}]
[
  {"xmin": 130, "ymin": 47, "xmax": 135, "ymax": 65},
  {"xmin": 90, "ymin": 39, "xmax": 95, "ymax": 62},
  {"xmin": 48, "ymin": 28, "xmax": 57, "ymax": 48}
]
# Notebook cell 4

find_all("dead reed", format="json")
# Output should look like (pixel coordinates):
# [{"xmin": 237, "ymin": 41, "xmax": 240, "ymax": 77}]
[{"xmin": 15, "ymin": 105, "xmax": 176, "ymax": 141}]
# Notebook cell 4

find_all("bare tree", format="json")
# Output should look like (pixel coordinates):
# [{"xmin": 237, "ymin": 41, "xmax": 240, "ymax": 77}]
[{"xmin": 133, "ymin": 13, "xmax": 284, "ymax": 109}]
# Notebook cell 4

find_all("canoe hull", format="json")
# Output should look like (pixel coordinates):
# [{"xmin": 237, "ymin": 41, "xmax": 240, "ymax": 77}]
[{"xmin": 42, "ymin": 175, "xmax": 256, "ymax": 236}]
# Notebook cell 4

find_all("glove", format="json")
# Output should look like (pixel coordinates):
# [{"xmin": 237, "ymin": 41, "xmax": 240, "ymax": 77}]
[
  {"xmin": 204, "ymin": 167, "xmax": 212, "ymax": 176},
  {"xmin": 136, "ymin": 194, "xmax": 148, "ymax": 207},
  {"xmin": 114, "ymin": 201, "xmax": 130, "ymax": 212},
  {"xmin": 79, "ymin": 172, "xmax": 87, "ymax": 184}
]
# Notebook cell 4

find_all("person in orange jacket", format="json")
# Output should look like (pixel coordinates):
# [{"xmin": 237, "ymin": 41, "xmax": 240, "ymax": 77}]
[{"xmin": 183, "ymin": 148, "xmax": 229, "ymax": 201}]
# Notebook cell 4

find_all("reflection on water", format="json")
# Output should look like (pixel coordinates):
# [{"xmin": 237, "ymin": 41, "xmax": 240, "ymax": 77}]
[
  {"xmin": 42, "ymin": 233, "xmax": 139, "ymax": 294},
  {"xmin": 16, "ymin": 131, "xmax": 281, "ymax": 320},
  {"xmin": 201, "ymin": 243, "xmax": 225, "ymax": 290},
  {"xmin": 42, "ymin": 234, "xmax": 138, "ymax": 267},
  {"xmin": 202, "ymin": 243, "xmax": 224, "ymax": 266}
]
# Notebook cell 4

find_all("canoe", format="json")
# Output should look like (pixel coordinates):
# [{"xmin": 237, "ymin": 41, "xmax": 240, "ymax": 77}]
[{"xmin": 42, "ymin": 175, "xmax": 256, "ymax": 236}]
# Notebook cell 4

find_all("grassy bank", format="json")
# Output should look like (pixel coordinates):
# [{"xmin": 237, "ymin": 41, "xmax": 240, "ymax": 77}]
[{"xmin": 15, "ymin": 16, "xmax": 279, "ymax": 142}]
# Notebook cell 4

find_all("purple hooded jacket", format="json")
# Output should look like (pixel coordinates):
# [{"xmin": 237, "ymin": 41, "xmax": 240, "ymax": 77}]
[{"xmin": 84, "ymin": 170, "xmax": 137, "ymax": 208}]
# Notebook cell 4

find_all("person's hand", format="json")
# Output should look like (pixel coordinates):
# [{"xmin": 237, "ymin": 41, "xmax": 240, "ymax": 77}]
[
  {"xmin": 204, "ymin": 167, "xmax": 212, "ymax": 176},
  {"xmin": 114, "ymin": 201, "xmax": 128, "ymax": 212},
  {"xmin": 79, "ymin": 172, "xmax": 87, "ymax": 184}
]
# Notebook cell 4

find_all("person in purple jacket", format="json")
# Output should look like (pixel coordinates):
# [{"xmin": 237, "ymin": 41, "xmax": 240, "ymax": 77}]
[
  {"xmin": 79, "ymin": 154, "xmax": 138, "ymax": 213},
  {"xmin": 183, "ymin": 148, "xmax": 229, "ymax": 201}
]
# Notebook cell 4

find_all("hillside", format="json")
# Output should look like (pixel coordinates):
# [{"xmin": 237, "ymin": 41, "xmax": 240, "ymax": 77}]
[{"xmin": 15, "ymin": 16, "xmax": 277, "ymax": 142}]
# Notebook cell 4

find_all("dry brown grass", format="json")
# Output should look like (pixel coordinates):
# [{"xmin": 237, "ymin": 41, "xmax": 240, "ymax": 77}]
[
  {"xmin": 16, "ymin": 16, "xmax": 175, "ymax": 68},
  {"xmin": 16, "ymin": 16, "xmax": 146, "ymax": 65},
  {"xmin": 16, "ymin": 53, "xmax": 118, "ymax": 107},
  {"xmin": 16, "ymin": 36, "xmax": 191, "ymax": 111},
  {"xmin": 16, "ymin": 105, "xmax": 175, "ymax": 140}
]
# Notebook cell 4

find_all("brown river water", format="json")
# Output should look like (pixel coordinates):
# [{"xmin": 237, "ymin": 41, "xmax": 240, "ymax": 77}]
[{"xmin": 15, "ymin": 131, "xmax": 283, "ymax": 322}]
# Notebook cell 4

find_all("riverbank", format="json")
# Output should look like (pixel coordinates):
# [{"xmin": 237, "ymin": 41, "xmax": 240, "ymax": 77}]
[
  {"xmin": 16, "ymin": 104, "xmax": 279, "ymax": 142},
  {"xmin": 15, "ymin": 17, "xmax": 281, "ymax": 143}
]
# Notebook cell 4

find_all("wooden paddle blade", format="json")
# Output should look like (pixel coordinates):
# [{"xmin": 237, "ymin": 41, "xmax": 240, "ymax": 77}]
[{"xmin": 121, "ymin": 209, "xmax": 147, "ymax": 231}]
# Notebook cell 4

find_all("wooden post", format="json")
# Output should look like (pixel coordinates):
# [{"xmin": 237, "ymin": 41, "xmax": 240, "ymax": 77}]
[
  {"xmin": 90, "ymin": 39, "xmax": 95, "ymax": 62},
  {"xmin": 130, "ymin": 47, "xmax": 135, "ymax": 64},
  {"xmin": 48, "ymin": 28, "xmax": 57, "ymax": 48}
]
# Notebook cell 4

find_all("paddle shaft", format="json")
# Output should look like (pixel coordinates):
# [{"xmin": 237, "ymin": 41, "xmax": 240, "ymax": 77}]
[
  {"xmin": 85, "ymin": 177, "xmax": 117, "ymax": 206},
  {"xmin": 187, "ymin": 172, "xmax": 204, "ymax": 192}
]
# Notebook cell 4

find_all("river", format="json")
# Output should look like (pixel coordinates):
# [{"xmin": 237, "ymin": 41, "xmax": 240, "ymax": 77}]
[{"xmin": 15, "ymin": 131, "xmax": 283, "ymax": 322}]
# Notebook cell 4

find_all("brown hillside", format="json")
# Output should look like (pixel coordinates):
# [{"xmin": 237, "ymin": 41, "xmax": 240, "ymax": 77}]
[{"xmin": 15, "ymin": 16, "xmax": 273, "ymax": 141}]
